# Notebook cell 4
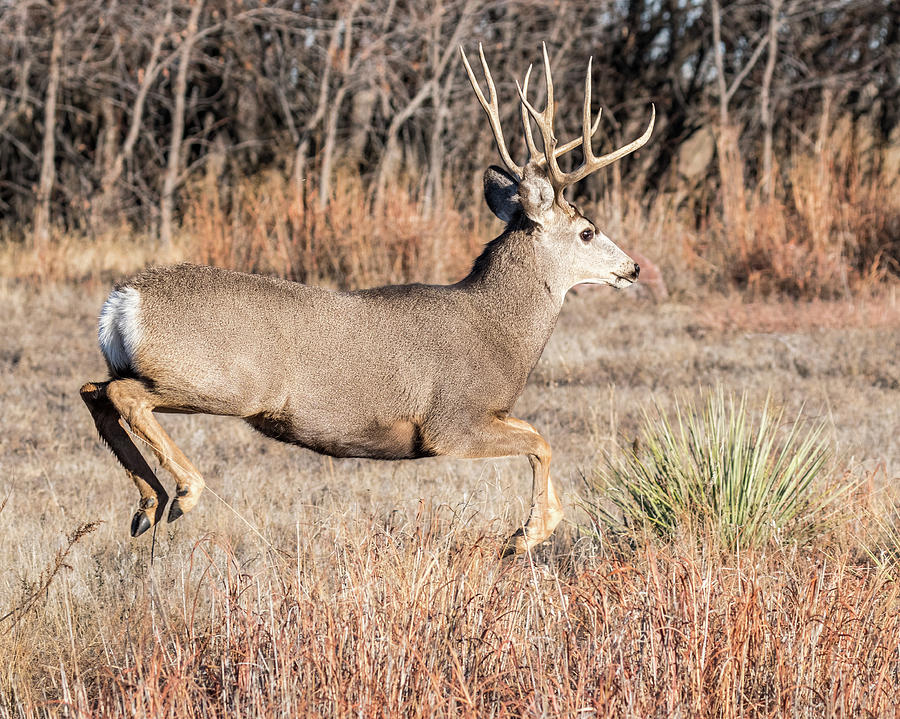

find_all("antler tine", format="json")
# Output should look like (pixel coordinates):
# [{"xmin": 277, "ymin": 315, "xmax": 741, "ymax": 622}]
[
  {"xmin": 565, "ymin": 56, "xmax": 655, "ymax": 185},
  {"xmin": 554, "ymin": 102, "xmax": 602, "ymax": 160},
  {"xmin": 582, "ymin": 57, "xmax": 598, "ymax": 162},
  {"xmin": 520, "ymin": 65, "xmax": 541, "ymax": 162},
  {"xmin": 541, "ymin": 42, "xmax": 554, "ymax": 142},
  {"xmin": 459, "ymin": 43, "xmax": 523, "ymax": 180},
  {"xmin": 516, "ymin": 44, "xmax": 568, "ymax": 193},
  {"xmin": 567, "ymin": 103, "xmax": 656, "ymax": 186}
]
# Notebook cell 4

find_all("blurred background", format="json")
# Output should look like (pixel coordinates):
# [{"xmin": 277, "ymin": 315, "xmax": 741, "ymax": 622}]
[{"xmin": 0, "ymin": 0, "xmax": 897, "ymax": 296}]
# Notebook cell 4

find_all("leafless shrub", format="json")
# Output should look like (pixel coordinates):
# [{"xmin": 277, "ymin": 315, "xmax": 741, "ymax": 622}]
[{"xmin": 0, "ymin": 0, "xmax": 896, "ymax": 296}]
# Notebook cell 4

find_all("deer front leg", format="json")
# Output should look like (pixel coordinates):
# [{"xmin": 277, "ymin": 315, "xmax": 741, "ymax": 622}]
[
  {"xmin": 456, "ymin": 415, "xmax": 564, "ymax": 556},
  {"xmin": 504, "ymin": 417, "xmax": 564, "ymax": 556}
]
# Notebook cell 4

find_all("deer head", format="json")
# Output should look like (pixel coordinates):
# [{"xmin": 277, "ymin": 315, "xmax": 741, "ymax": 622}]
[{"xmin": 461, "ymin": 43, "xmax": 655, "ymax": 294}]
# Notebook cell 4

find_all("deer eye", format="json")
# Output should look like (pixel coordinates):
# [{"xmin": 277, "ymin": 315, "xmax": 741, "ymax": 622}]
[{"xmin": 580, "ymin": 228, "xmax": 594, "ymax": 243}]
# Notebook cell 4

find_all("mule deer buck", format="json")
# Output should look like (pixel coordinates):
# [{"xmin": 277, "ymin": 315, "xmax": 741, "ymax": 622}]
[{"xmin": 81, "ymin": 43, "xmax": 654, "ymax": 555}]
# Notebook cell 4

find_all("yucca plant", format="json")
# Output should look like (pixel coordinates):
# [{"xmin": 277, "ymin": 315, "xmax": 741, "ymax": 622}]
[{"xmin": 584, "ymin": 388, "xmax": 836, "ymax": 551}]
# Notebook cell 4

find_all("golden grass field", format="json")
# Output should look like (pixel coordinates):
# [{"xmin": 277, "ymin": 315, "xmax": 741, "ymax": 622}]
[{"xmin": 2, "ymin": 271, "xmax": 899, "ymax": 716}]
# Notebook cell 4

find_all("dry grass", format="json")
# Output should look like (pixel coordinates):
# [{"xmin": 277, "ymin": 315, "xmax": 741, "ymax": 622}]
[
  {"xmin": 6, "ymin": 522, "xmax": 900, "ymax": 718},
  {"xmin": 181, "ymin": 172, "xmax": 482, "ymax": 289},
  {"xmin": 2, "ymin": 120, "xmax": 897, "ymax": 300},
  {"xmin": 0, "ymin": 229, "xmax": 187, "ymax": 286},
  {"xmin": 689, "ymin": 123, "xmax": 900, "ymax": 299},
  {"xmin": 1, "ymin": 278, "xmax": 899, "ymax": 717},
  {"xmin": 0, "ymin": 175, "xmax": 481, "ymax": 291}
]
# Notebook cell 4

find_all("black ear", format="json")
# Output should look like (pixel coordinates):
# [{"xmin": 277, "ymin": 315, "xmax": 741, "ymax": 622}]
[{"xmin": 483, "ymin": 165, "xmax": 520, "ymax": 222}]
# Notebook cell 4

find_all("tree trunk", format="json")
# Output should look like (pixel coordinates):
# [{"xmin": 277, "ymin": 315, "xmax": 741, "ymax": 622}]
[
  {"xmin": 710, "ymin": 0, "xmax": 746, "ymax": 235},
  {"xmin": 346, "ymin": 87, "xmax": 376, "ymax": 168},
  {"xmin": 424, "ymin": 99, "xmax": 448, "ymax": 216},
  {"xmin": 33, "ymin": 1, "xmax": 65, "ymax": 247},
  {"xmin": 711, "ymin": 0, "xmax": 728, "ymax": 128},
  {"xmin": 760, "ymin": 0, "xmax": 782, "ymax": 202},
  {"xmin": 160, "ymin": 0, "xmax": 203, "ymax": 246},
  {"xmin": 291, "ymin": 5, "xmax": 346, "ymax": 198},
  {"xmin": 89, "ymin": 96, "xmax": 120, "ymax": 231},
  {"xmin": 315, "ymin": 0, "xmax": 361, "ymax": 209},
  {"xmin": 373, "ymin": 81, "xmax": 434, "ymax": 208},
  {"xmin": 318, "ymin": 85, "xmax": 349, "ymax": 209}
]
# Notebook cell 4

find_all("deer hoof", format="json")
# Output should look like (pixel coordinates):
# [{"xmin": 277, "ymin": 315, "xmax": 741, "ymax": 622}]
[
  {"xmin": 167, "ymin": 499, "xmax": 184, "ymax": 523},
  {"xmin": 500, "ymin": 530, "xmax": 530, "ymax": 558},
  {"xmin": 131, "ymin": 511, "xmax": 152, "ymax": 537}
]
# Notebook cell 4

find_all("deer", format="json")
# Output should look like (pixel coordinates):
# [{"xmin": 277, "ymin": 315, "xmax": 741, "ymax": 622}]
[{"xmin": 80, "ymin": 43, "xmax": 654, "ymax": 556}]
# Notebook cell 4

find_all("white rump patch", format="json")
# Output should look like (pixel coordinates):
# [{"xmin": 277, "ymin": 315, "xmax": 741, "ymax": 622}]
[{"xmin": 98, "ymin": 286, "xmax": 142, "ymax": 374}]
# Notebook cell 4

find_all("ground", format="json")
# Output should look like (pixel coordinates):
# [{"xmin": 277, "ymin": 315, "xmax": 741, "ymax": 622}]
[
  {"xmin": 2, "ymin": 279, "xmax": 898, "ymax": 558},
  {"xmin": 1, "ymin": 277, "xmax": 898, "ymax": 716}
]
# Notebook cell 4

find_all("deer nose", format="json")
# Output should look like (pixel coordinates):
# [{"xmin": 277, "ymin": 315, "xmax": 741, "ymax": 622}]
[{"xmin": 633, "ymin": 263, "xmax": 640, "ymax": 279}]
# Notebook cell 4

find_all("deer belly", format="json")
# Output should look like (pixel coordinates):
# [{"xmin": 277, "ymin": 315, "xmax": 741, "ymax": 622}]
[{"xmin": 244, "ymin": 413, "xmax": 435, "ymax": 460}]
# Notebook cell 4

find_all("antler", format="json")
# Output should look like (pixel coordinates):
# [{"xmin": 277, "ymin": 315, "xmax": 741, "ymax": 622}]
[
  {"xmin": 516, "ymin": 43, "xmax": 655, "ymax": 201},
  {"xmin": 519, "ymin": 64, "xmax": 604, "ymax": 169},
  {"xmin": 461, "ymin": 43, "xmax": 655, "ymax": 200},
  {"xmin": 460, "ymin": 44, "xmax": 524, "ymax": 180},
  {"xmin": 460, "ymin": 43, "xmax": 606, "ymax": 183}
]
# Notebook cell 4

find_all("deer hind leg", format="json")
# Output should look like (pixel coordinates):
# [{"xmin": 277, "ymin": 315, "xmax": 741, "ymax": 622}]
[
  {"xmin": 81, "ymin": 381, "xmax": 169, "ymax": 536},
  {"xmin": 458, "ymin": 415, "xmax": 564, "ymax": 556},
  {"xmin": 105, "ymin": 378, "xmax": 206, "ymax": 525}
]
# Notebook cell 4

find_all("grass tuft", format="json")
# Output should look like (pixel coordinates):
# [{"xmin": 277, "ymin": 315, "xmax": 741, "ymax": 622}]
[
  {"xmin": 857, "ymin": 481, "xmax": 900, "ymax": 579},
  {"xmin": 583, "ymin": 388, "xmax": 839, "ymax": 551}
]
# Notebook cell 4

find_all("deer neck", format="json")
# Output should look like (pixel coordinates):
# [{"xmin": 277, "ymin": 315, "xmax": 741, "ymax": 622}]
[{"xmin": 459, "ymin": 227, "xmax": 565, "ymax": 375}]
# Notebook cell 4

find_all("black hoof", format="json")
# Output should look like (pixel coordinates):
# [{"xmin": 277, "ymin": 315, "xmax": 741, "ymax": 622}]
[
  {"xmin": 500, "ymin": 530, "xmax": 526, "ymax": 559},
  {"xmin": 131, "ymin": 511, "xmax": 152, "ymax": 537},
  {"xmin": 167, "ymin": 500, "xmax": 184, "ymax": 523}
]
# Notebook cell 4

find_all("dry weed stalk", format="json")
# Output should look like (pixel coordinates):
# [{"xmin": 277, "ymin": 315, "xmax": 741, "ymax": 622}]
[
  {"xmin": 3, "ymin": 513, "xmax": 898, "ymax": 718},
  {"xmin": 0, "ymin": 521, "xmax": 100, "ymax": 632}
]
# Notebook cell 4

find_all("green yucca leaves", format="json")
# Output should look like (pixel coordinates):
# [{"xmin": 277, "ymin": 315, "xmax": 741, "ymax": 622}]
[{"xmin": 584, "ymin": 388, "xmax": 834, "ymax": 551}]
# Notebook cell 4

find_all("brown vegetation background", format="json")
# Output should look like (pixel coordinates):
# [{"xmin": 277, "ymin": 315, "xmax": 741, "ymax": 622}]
[{"xmin": 1, "ymin": 0, "xmax": 898, "ymax": 295}]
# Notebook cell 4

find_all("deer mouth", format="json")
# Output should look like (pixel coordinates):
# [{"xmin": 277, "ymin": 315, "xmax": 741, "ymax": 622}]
[
  {"xmin": 573, "ymin": 274, "xmax": 635, "ymax": 290},
  {"xmin": 611, "ymin": 272, "xmax": 638, "ymax": 288}
]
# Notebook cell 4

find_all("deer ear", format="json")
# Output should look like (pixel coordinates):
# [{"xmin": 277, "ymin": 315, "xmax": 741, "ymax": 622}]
[
  {"xmin": 516, "ymin": 163, "xmax": 554, "ymax": 223},
  {"xmin": 483, "ymin": 166, "xmax": 520, "ymax": 222}
]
